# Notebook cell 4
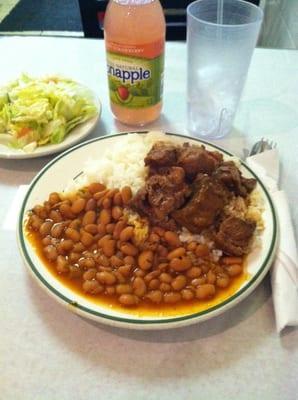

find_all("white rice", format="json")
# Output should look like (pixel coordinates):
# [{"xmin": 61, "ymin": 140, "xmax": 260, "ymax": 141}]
[{"xmin": 64, "ymin": 131, "xmax": 172, "ymax": 196}]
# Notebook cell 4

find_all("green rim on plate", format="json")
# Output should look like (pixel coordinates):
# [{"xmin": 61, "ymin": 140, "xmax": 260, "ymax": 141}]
[{"xmin": 17, "ymin": 132, "xmax": 278, "ymax": 326}]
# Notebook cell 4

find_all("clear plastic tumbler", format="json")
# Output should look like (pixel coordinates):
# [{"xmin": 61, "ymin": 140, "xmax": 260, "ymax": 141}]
[{"xmin": 187, "ymin": 0, "xmax": 263, "ymax": 139}]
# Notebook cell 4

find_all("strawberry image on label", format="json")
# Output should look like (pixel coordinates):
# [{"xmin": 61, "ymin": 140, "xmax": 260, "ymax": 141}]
[{"xmin": 117, "ymin": 86, "xmax": 129, "ymax": 101}]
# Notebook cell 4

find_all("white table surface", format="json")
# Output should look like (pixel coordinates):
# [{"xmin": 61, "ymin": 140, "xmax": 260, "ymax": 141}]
[{"xmin": 0, "ymin": 37, "xmax": 297, "ymax": 400}]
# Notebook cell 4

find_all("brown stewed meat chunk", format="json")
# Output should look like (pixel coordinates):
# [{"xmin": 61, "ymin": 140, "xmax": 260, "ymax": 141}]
[
  {"xmin": 214, "ymin": 216, "xmax": 256, "ymax": 256},
  {"xmin": 144, "ymin": 141, "xmax": 177, "ymax": 169},
  {"xmin": 172, "ymin": 175, "xmax": 230, "ymax": 233},
  {"xmin": 177, "ymin": 143, "xmax": 223, "ymax": 180},
  {"xmin": 131, "ymin": 166, "xmax": 190, "ymax": 230},
  {"xmin": 214, "ymin": 161, "xmax": 256, "ymax": 197}
]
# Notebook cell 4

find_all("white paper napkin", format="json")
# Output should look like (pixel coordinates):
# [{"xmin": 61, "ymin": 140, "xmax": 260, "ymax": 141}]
[{"xmin": 247, "ymin": 149, "xmax": 298, "ymax": 333}]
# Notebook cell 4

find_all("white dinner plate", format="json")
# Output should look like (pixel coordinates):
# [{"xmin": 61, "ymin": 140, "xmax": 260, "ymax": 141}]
[
  {"xmin": 0, "ymin": 102, "xmax": 101, "ymax": 159},
  {"xmin": 17, "ymin": 132, "xmax": 278, "ymax": 330}
]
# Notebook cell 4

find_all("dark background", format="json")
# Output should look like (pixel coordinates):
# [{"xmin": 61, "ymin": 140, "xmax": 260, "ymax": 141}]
[{"xmin": 0, "ymin": 0, "xmax": 260, "ymax": 40}]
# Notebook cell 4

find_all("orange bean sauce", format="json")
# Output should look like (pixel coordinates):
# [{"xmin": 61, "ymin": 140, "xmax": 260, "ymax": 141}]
[{"xmin": 26, "ymin": 230, "xmax": 249, "ymax": 318}]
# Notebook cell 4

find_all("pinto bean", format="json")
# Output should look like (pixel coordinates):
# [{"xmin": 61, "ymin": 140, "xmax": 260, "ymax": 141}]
[
  {"xmin": 207, "ymin": 270, "xmax": 216, "ymax": 284},
  {"xmin": 146, "ymin": 290, "xmax": 163, "ymax": 303},
  {"xmin": 43, "ymin": 245, "xmax": 58, "ymax": 261},
  {"xmin": 95, "ymin": 253, "xmax": 110, "ymax": 267},
  {"xmin": 186, "ymin": 267, "xmax": 202, "ymax": 279},
  {"xmin": 225, "ymin": 264, "xmax": 243, "ymax": 277},
  {"xmin": 39, "ymin": 221, "xmax": 54, "ymax": 237},
  {"xmin": 96, "ymin": 271, "xmax": 116, "ymax": 285},
  {"xmin": 138, "ymin": 250, "xmax": 154, "ymax": 270},
  {"xmin": 82, "ymin": 280, "xmax": 103, "ymax": 294},
  {"xmin": 216, "ymin": 273, "xmax": 230, "ymax": 288},
  {"xmin": 82, "ymin": 210, "xmax": 96, "ymax": 226},
  {"xmin": 69, "ymin": 219, "xmax": 81, "ymax": 230},
  {"xmin": 102, "ymin": 239, "xmax": 116, "ymax": 257},
  {"xmin": 59, "ymin": 239, "xmax": 74, "ymax": 252},
  {"xmin": 195, "ymin": 244, "xmax": 210, "ymax": 257},
  {"xmin": 114, "ymin": 271, "xmax": 126, "ymax": 283},
  {"xmin": 159, "ymin": 273, "xmax": 172, "ymax": 284},
  {"xmin": 49, "ymin": 210, "xmax": 63, "ymax": 223},
  {"xmin": 42, "ymin": 236, "xmax": 51, "ymax": 246},
  {"xmin": 113, "ymin": 220, "xmax": 126, "ymax": 239},
  {"xmin": 121, "ymin": 242, "xmax": 138, "ymax": 257},
  {"xmin": 133, "ymin": 277, "xmax": 147, "ymax": 297},
  {"xmin": 148, "ymin": 279, "xmax": 160, "ymax": 290},
  {"xmin": 121, "ymin": 186, "xmax": 132, "ymax": 205},
  {"xmin": 181, "ymin": 289, "xmax": 195, "ymax": 301},
  {"xmin": 56, "ymin": 255, "xmax": 69, "ymax": 273},
  {"xmin": 123, "ymin": 255, "xmax": 135, "ymax": 266},
  {"xmin": 80, "ymin": 231, "xmax": 94, "ymax": 247},
  {"xmin": 93, "ymin": 189, "xmax": 108, "ymax": 200},
  {"xmin": 118, "ymin": 265, "xmax": 132, "ymax": 277},
  {"xmin": 99, "ymin": 209, "xmax": 111, "ymax": 225},
  {"xmin": 71, "ymin": 198, "xmax": 86, "ymax": 214},
  {"xmin": 83, "ymin": 268, "xmax": 97, "ymax": 281},
  {"xmin": 159, "ymin": 283, "xmax": 171, "ymax": 292},
  {"xmin": 116, "ymin": 284, "xmax": 133, "ymax": 295},
  {"xmin": 73, "ymin": 242, "xmax": 85, "ymax": 253},
  {"xmin": 112, "ymin": 206, "xmax": 123, "ymax": 221},
  {"xmin": 106, "ymin": 223, "xmax": 115, "ymax": 234},
  {"xmin": 84, "ymin": 224, "xmax": 98, "ymax": 235},
  {"xmin": 65, "ymin": 227, "xmax": 80, "ymax": 242},
  {"xmin": 68, "ymin": 253, "xmax": 80, "ymax": 264},
  {"xmin": 51, "ymin": 222, "xmax": 65, "ymax": 238},
  {"xmin": 105, "ymin": 188, "xmax": 118, "ymax": 199},
  {"xmin": 119, "ymin": 226, "xmax": 134, "ymax": 242},
  {"xmin": 33, "ymin": 205, "xmax": 48, "ymax": 219},
  {"xmin": 97, "ymin": 223, "xmax": 106, "ymax": 237},
  {"xmin": 102, "ymin": 198, "xmax": 112, "ymax": 209},
  {"xmin": 59, "ymin": 203, "xmax": 74, "ymax": 219},
  {"xmin": 133, "ymin": 268, "xmax": 145, "ymax": 278},
  {"xmin": 88, "ymin": 182, "xmax": 106, "ymax": 194},
  {"xmin": 144, "ymin": 270, "xmax": 160, "ymax": 283},
  {"xmin": 113, "ymin": 191, "xmax": 123, "ymax": 206},
  {"xmin": 98, "ymin": 234, "xmax": 112, "ymax": 247},
  {"xmin": 110, "ymin": 255, "xmax": 123, "ymax": 267},
  {"xmin": 49, "ymin": 192, "xmax": 61, "ymax": 205},
  {"xmin": 164, "ymin": 231, "xmax": 181, "ymax": 247},
  {"xmin": 119, "ymin": 294, "xmax": 138, "ymax": 306},
  {"xmin": 85, "ymin": 198, "xmax": 96, "ymax": 211},
  {"xmin": 191, "ymin": 277, "xmax": 206, "ymax": 286},
  {"xmin": 164, "ymin": 292, "xmax": 181, "ymax": 303},
  {"xmin": 222, "ymin": 257, "xmax": 243, "ymax": 265},
  {"xmin": 170, "ymin": 256, "xmax": 191, "ymax": 272},
  {"xmin": 196, "ymin": 284, "xmax": 216, "ymax": 300},
  {"xmin": 167, "ymin": 247, "xmax": 186, "ymax": 260},
  {"xmin": 171, "ymin": 275, "xmax": 187, "ymax": 291}
]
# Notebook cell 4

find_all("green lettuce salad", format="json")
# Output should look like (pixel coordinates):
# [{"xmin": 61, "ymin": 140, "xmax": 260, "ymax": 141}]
[{"xmin": 0, "ymin": 74, "xmax": 99, "ymax": 152}]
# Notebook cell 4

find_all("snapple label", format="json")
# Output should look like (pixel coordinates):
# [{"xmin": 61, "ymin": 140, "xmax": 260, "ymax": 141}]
[{"xmin": 106, "ymin": 39, "xmax": 164, "ymax": 108}]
